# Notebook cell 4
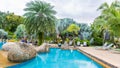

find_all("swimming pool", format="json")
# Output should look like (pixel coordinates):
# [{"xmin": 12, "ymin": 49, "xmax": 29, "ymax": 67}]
[
  {"xmin": 8, "ymin": 48, "xmax": 103, "ymax": 68},
  {"xmin": 0, "ymin": 42, "xmax": 4, "ymax": 49}
]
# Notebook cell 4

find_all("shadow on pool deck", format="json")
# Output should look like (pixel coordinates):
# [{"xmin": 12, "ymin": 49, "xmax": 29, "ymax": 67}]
[{"xmin": 78, "ymin": 47, "xmax": 120, "ymax": 68}]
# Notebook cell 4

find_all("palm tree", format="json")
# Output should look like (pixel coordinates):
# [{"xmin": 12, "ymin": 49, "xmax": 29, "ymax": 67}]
[
  {"xmin": 24, "ymin": 0, "xmax": 56, "ymax": 45},
  {"xmin": 97, "ymin": 1, "xmax": 120, "ymax": 24},
  {"xmin": 92, "ymin": 1, "xmax": 120, "ymax": 45},
  {"xmin": 98, "ymin": 1, "xmax": 120, "ymax": 37}
]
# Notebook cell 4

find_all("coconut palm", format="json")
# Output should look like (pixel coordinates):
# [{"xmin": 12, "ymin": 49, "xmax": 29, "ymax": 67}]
[
  {"xmin": 91, "ymin": 1, "xmax": 120, "ymax": 45},
  {"xmin": 98, "ymin": 1, "xmax": 120, "ymax": 15},
  {"xmin": 98, "ymin": 1, "xmax": 120, "ymax": 37},
  {"xmin": 24, "ymin": 0, "xmax": 56, "ymax": 45}
]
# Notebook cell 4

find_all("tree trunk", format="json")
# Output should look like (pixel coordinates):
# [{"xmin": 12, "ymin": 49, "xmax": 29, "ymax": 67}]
[{"xmin": 38, "ymin": 32, "xmax": 44, "ymax": 45}]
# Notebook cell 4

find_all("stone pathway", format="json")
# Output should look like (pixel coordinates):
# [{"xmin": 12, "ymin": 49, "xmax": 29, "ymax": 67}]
[{"xmin": 78, "ymin": 47, "xmax": 120, "ymax": 68}]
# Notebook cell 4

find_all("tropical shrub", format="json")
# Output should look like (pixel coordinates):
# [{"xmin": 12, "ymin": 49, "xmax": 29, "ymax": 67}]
[
  {"xmin": 74, "ymin": 37, "xmax": 81, "ymax": 43},
  {"xmin": 66, "ymin": 24, "xmax": 80, "ymax": 35},
  {"xmin": 77, "ymin": 23, "xmax": 92, "ymax": 40},
  {"xmin": 93, "ymin": 37, "xmax": 103, "ymax": 46},
  {"xmin": 56, "ymin": 18, "xmax": 76, "ymax": 34},
  {"xmin": 15, "ymin": 24, "xmax": 26, "ymax": 39},
  {"xmin": 0, "ymin": 29, "xmax": 8, "ymax": 38}
]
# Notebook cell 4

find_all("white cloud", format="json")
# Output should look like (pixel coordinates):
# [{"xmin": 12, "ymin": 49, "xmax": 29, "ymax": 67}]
[{"xmin": 0, "ymin": 0, "xmax": 114, "ymax": 24}]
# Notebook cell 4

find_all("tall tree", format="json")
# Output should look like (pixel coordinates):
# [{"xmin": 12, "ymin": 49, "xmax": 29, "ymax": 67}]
[
  {"xmin": 5, "ymin": 12, "xmax": 24, "ymax": 33},
  {"xmin": 66, "ymin": 24, "xmax": 80, "ymax": 35},
  {"xmin": 24, "ymin": 0, "xmax": 56, "ymax": 45},
  {"xmin": 0, "ymin": 11, "xmax": 23, "ymax": 35},
  {"xmin": 92, "ymin": 0, "xmax": 120, "ymax": 45},
  {"xmin": 98, "ymin": 1, "xmax": 120, "ymax": 37},
  {"xmin": 56, "ymin": 18, "xmax": 75, "ymax": 34}
]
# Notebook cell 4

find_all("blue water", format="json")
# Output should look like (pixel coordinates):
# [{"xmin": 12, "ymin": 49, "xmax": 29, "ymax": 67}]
[
  {"xmin": 0, "ymin": 42, "xmax": 4, "ymax": 49},
  {"xmin": 8, "ymin": 48, "xmax": 103, "ymax": 68}
]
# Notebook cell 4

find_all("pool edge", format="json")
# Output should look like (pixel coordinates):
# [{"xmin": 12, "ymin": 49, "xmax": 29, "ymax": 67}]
[
  {"xmin": 49, "ymin": 46, "xmax": 118, "ymax": 68},
  {"xmin": 77, "ymin": 48, "xmax": 117, "ymax": 68}
]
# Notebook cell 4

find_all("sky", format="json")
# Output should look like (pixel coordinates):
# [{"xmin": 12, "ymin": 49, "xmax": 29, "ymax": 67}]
[{"xmin": 0, "ymin": 0, "xmax": 114, "ymax": 24}]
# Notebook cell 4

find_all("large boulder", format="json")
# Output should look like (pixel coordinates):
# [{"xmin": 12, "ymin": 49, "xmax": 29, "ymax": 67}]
[
  {"xmin": 2, "ymin": 42, "xmax": 18, "ymax": 51},
  {"xmin": 8, "ymin": 43, "xmax": 37, "ymax": 62},
  {"xmin": 35, "ymin": 43, "xmax": 49, "ymax": 53}
]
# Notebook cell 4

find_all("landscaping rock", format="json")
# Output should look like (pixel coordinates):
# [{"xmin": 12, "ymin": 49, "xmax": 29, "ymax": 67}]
[
  {"xmin": 8, "ymin": 43, "xmax": 37, "ymax": 62},
  {"xmin": 61, "ymin": 45, "xmax": 77, "ymax": 50},
  {"xmin": 2, "ymin": 42, "xmax": 18, "ymax": 51},
  {"xmin": 35, "ymin": 43, "xmax": 49, "ymax": 53},
  {"xmin": 61, "ymin": 45, "xmax": 69, "ymax": 50}
]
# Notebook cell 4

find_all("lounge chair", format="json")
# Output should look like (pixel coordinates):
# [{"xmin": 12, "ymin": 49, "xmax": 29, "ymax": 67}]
[
  {"xmin": 95, "ymin": 42, "xmax": 108, "ymax": 49},
  {"xmin": 103, "ymin": 43, "xmax": 113, "ymax": 50},
  {"xmin": 83, "ymin": 42, "xmax": 87, "ymax": 47},
  {"xmin": 77, "ymin": 41, "xmax": 80, "ymax": 46},
  {"xmin": 69, "ymin": 41, "xmax": 73, "ymax": 46}
]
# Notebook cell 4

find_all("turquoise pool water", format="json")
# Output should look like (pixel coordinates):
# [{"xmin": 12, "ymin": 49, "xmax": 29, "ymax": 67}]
[
  {"xmin": 8, "ymin": 48, "xmax": 103, "ymax": 68},
  {"xmin": 0, "ymin": 42, "xmax": 4, "ymax": 49}
]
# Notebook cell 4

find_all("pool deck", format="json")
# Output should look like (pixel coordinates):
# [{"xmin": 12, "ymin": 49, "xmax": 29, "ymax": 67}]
[
  {"xmin": 0, "ymin": 50, "xmax": 18, "ymax": 68},
  {"xmin": 78, "ymin": 47, "xmax": 120, "ymax": 68}
]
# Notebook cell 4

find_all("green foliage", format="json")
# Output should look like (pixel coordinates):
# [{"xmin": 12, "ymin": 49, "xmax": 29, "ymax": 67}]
[
  {"xmin": 82, "ymin": 40, "xmax": 90, "ymax": 46},
  {"xmin": 24, "ymin": 0, "xmax": 56, "ymax": 45},
  {"xmin": 56, "ymin": 18, "xmax": 76, "ymax": 34},
  {"xmin": 66, "ymin": 24, "xmax": 80, "ymax": 34},
  {"xmin": 0, "ymin": 29, "xmax": 8, "ymax": 38},
  {"xmin": 91, "ymin": 1, "xmax": 120, "ymax": 45},
  {"xmin": 0, "ymin": 11, "xmax": 24, "ymax": 33},
  {"xmin": 107, "ymin": 11, "xmax": 120, "ymax": 37},
  {"xmin": 7, "ymin": 31, "xmax": 14, "ymax": 39},
  {"xmin": 65, "ymin": 38, "xmax": 69, "ymax": 43},
  {"xmin": 93, "ymin": 37, "xmax": 103, "ymax": 45},
  {"xmin": 78, "ymin": 23, "xmax": 92, "ymax": 40},
  {"xmin": 74, "ymin": 37, "xmax": 90, "ymax": 46},
  {"xmin": 61, "ymin": 30, "xmax": 68, "ymax": 36},
  {"xmin": 6, "ymin": 13, "xmax": 23, "ymax": 32},
  {"xmin": 44, "ymin": 33, "xmax": 57, "ymax": 42},
  {"xmin": 74, "ymin": 37, "xmax": 81, "ymax": 43},
  {"xmin": 15, "ymin": 24, "xmax": 26, "ymax": 39},
  {"xmin": 0, "ymin": 12, "xmax": 6, "ymax": 29},
  {"xmin": 97, "ymin": 0, "xmax": 120, "ymax": 37}
]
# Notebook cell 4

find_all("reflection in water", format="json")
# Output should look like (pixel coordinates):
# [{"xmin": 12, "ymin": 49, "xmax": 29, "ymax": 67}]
[
  {"xmin": 8, "ymin": 48, "xmax": 103, "ymax": 68},
  {"xmin": 54, "ymin": 49, "xmax": 61, "ymax": 62},
  {"xmin": 74, "ymin": 60, "xmax": 98, "ymax": 68},
  {"xmin": 35, "ymin": 54, "xmax": 39, "ymax": 66},
  {"xmin": 37, "ymin": 54, "xmax": 47, "ymax": 63},
  {"xmin": 70, "ymin": 48, "xmax": 73, "ymax": 53}
]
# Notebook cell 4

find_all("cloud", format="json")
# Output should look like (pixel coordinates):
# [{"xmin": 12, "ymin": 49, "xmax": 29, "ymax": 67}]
[
  {"xmin": 44, "ymin": 0, "xmax": 113, "ymax": 23},
  {"xmin": 0, "ymin": 0, "xmax": 114, "ymax": 24}
]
